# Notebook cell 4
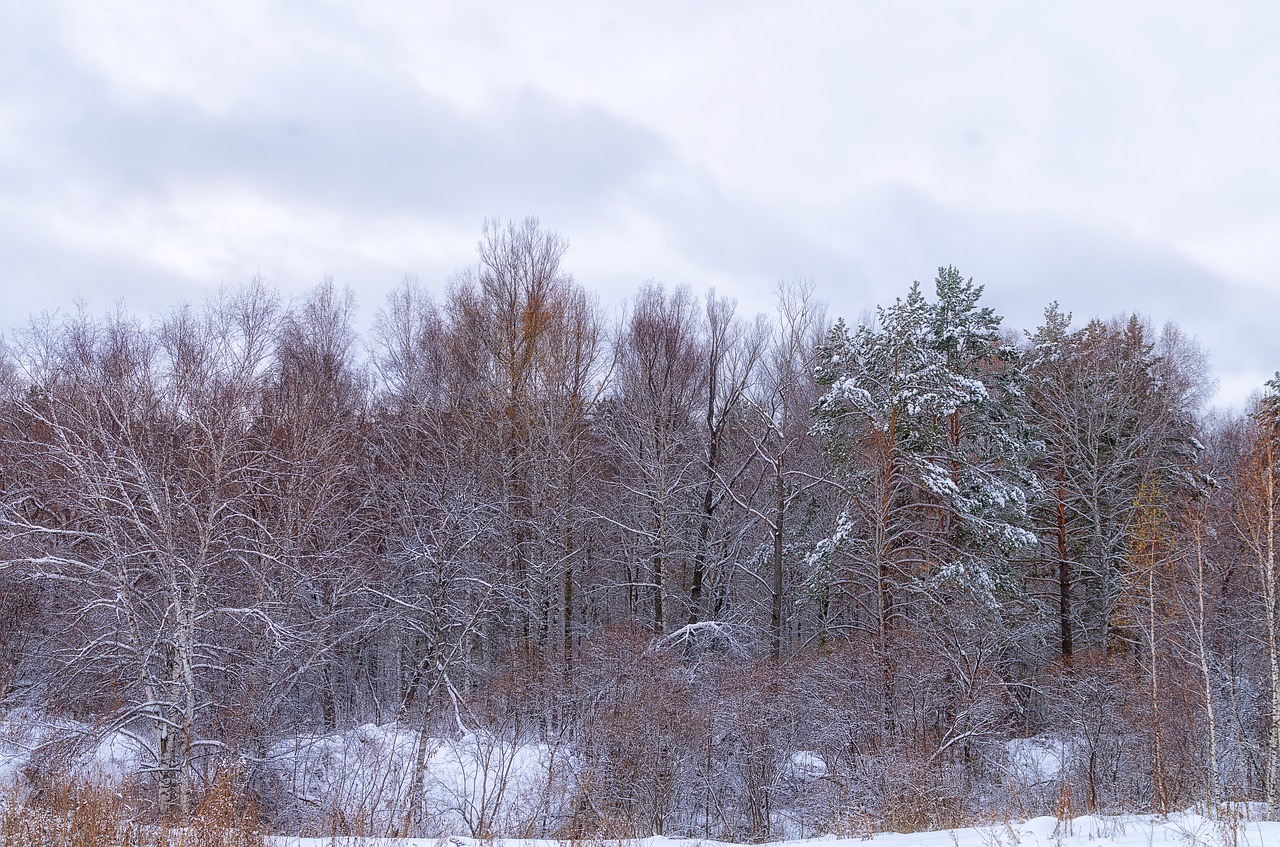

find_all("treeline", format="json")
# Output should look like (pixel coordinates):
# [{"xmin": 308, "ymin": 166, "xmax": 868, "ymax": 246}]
[{"xmin": 0, "ymin": 217, "xmax": 1276, "ymax": 837}]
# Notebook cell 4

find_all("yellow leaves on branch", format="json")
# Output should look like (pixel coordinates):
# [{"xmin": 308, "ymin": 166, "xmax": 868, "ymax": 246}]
[{"xmin": 1110, "ymin": 481, "xmax": 1177, "ymax": 640}]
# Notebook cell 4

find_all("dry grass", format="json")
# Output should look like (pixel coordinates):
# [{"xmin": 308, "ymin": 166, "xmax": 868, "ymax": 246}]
[
  {"xmin": 177, "ymin": 766, "xmax": 265, "ymax": 847},
  {"xmin": 0, "ymin": 772, "xmax": 145, "ymax": 846},
  {"xmin": 0, "ymin": 767, "xmax": 264, "ymax": 847}
]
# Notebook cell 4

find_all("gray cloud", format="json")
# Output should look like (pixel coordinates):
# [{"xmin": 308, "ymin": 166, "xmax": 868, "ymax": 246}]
[
  {"xmin": 0, "ymin": 2, "xmax": 1274, "ymax": 411},
  {"xmin": 0, "ymin": 5, "xmax": 672, "ymax": 229},
  {"xmin": 0, "ymin": 211, "xmax": 205, "ymax": 317},
  {"xmin": 624, "ymin": 179, "xmax": 1276, "ymax": 408}
]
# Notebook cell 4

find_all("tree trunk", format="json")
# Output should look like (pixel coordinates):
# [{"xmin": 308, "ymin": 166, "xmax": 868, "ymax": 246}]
[
  {"xmin": 1149, "ymin": 567, "xmax": 1167, "ymax": 813},
  {"xmin": 1058, "ymin": 467, "xmax": 1073, "ymax": 661},
  {"xmin": 689, "ymin": 445, "xmax": 719, "ymax": 626},
  {"xmin": 1193, "ymin": 520, "xmax": 1220, "ymax": 808},
  {"xmin": 771, "ymin": 464, "xmax": 785, "ymax": 661},
  {"xmin": 1266, "ymin": 434, "xmax": 1278, "ymax": 813}
]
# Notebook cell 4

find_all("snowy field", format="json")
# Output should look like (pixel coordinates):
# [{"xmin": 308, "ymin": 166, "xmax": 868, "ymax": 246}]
[{"xmin": 271, "ymin": 812, "xmax": 1280, "ymax": 847}]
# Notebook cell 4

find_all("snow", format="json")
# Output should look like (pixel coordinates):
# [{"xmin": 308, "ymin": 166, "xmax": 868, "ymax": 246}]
[
  {"xmin": 268, "ymin": 810, "xmax": 1280, "ymax": 847},
  {"xmin": 0, "ymin": 711, "xmax": 569, "ymax": 837},
  {"xmin": 4, "ymin": 710, "xmax": 1278, "ymax": 847},
  {"xmin": 788, "ymin": 751, "xmax": 827, "ymax": 779},
  {"xmin": 1005, "ymin": 736, "xmax": 1067, "ymax": 787},
  {"xmin": 0, "ymin": 707, "xmax": 149, "ymax": 786},
  {"xmin": 269, "ymin": 722, "xmax": 573, "ymax": 836}
]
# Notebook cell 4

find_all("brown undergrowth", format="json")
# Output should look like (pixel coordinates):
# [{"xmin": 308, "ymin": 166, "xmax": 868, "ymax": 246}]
[{"xmin": 0, "ymin": 767, "xmax": 264, "ymax": 847}]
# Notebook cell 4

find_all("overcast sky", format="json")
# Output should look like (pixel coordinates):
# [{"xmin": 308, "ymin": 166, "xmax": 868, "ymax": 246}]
[{"xmin": 3, "ymin": 1, "xmax": 1277, "ymax": 408}]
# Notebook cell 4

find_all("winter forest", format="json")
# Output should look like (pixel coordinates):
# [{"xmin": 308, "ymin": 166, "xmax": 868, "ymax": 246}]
[{"xmin": 0, "ymin": 217, "xmax": 1277, "ymax": 842}]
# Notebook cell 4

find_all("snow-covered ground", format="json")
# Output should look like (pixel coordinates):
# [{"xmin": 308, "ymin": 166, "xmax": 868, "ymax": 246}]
[
  {"xmin": 0, "ymin": 706, "xmax": 150, "ymax": 785},
  {"xmin": 270, "ymin": 722, "xmax": 573, "ymax": 835},
  {"xmin": 0, "ymin": 711, "xmax": 575, "ymax": 836},
  {"xmin": 3, "ymin": 711, "xmax": 1276, "ymax": 847},
  {"xmin": 271, "ymin": 810, "xmax": 1280, "ymax": 847}
]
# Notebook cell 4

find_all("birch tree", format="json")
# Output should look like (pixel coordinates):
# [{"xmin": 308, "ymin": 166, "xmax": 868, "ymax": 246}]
[{"xmin": 1, "ymin": 292, "xmax": 279, "ymax": 818}]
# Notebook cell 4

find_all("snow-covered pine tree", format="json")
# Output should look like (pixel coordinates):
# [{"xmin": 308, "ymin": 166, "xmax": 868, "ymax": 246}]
[
  {"xmin": 813, "ymin": 267, "xmax": 1036, "ymax": 636},
  {"xmin": 811, "ymin": 267, "xmax": 1038, "ymax": 770}
]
